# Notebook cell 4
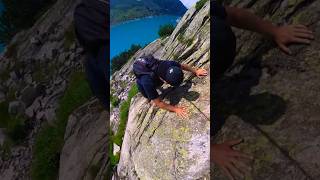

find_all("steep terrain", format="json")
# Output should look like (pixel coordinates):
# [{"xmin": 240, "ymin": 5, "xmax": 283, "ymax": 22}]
[
  {"xmin": 212, "ymin": 0, "xmax": 320, "ymax": 179},
  {"xmin": 110, "ymin": 0, "xmax": 187, "ymax": 24},
  {"xmin": 0, "ymin": 0, "xmax": 109, "ymax": 179},
  {"xmin": 110, "ymin": 1, "xmax": 210, "ymax": 179}
]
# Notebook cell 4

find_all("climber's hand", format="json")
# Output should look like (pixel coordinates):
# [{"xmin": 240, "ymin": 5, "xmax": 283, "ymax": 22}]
[
  {"xmin": 272, "ymin": 24, "xmax": 314, "ymax": 55},
  {"xmin": 211, "ymin": 139, "xmax": 253, "ymax": 180},
  {"xmin": 195, "ymin": 68, "xmax": 208, "ymax": 77},
  {"xmin": 174, "ymin": 106, "xmax": 188, "ymax": 119}
]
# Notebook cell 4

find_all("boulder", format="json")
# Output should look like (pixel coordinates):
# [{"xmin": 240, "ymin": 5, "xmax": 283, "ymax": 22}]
[{"xmin": 59, "ymin": 100, "xmax": 109, "ymax": 180}]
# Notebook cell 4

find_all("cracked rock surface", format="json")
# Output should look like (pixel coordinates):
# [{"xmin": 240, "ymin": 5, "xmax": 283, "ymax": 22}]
[
  {"xmin": 113, "ymin": 1, "xmax": 210, "ymax": 179},
  {"xmin": 212, "ymin": 0, "xmax": 320, "ymax": 179}
]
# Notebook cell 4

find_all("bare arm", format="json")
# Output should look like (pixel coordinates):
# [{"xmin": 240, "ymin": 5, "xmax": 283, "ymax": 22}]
[
  {"xmin": 181, "ymin": 64, "xmax": 197, "ymax": 74},
  {"xmin": 181, "ymin": 64, "xmax": 208, "ymax": 77},
  {"xmin": 225, "ymin": 6, "xmax": 314, "ymax": 54},
  {"xmin": 152, "ymin": 98, "xmax": 188, "ymax": 118},
  {"xmin": 225, "ymin": 6, "xmax": 277, "ymax": 37}
]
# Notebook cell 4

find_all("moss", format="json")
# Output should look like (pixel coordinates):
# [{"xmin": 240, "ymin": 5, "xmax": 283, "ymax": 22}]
[
  {"xmin": 177, "ymin": 34, "xmax": 185, "ymax": 43},
  {"xmin": 173, "ymin": 53, "xmax": 179, "ymax": 60},
  {"xmin": 186, "ymin": 38, "xmax": 194, "ymax": 47},
  {"xmin": 31, "ymin": 71, "xmax": 92, "ymax": 180},
  {"xmin": 172, "ymin": 127, "xmax": 191, "ymax": 142}
]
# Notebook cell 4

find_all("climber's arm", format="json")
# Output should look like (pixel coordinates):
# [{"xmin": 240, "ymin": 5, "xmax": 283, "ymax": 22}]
[
  {"xmin": 152, "ymin": 98, "xmax": 188, "ymax": 118},
  {"xmin": 181, "ymin": 64, "xmax": 208, "ymax": 77},
  {"xmin": 225, "ymin": 6, "xmax": 277, "ymax": 37},
  {"xmin": 225, "ymin": 6, "xmax": 314, "ymax": 54},
  {"xmin": 211, "ymin": 139, "xmax": 253, "ymax": 180}
]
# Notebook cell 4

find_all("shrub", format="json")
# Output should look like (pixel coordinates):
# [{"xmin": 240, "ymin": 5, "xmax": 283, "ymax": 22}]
[
  {"xmin": 158, "ymin": 24, "xmax": 175, "ymax": 38},
  {"xmin": 195, "ymin": 0, "xmax": 208, "ymax": 11},
  {"xmin": 111, "ymin": 44, "xmax": 141, "ymax": 75},
  {"xmin": 31, "ymin": 71, "xmax": 92, "ymax": 180}
]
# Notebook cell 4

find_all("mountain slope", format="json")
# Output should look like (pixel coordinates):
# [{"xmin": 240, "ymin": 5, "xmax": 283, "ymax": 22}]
[
  {"xmin": 212, "ymin": 0, "xmax": 320, "ymax": 179},
  {"xmin": 110, "ymin": 1, "xmax": 210, "ymax": 179},
  {"xmin": 0, "ymin": 0, "xmax": 110, "ymax": 179},
  {"xmin": 110, "ymin": 0, "xmax": 187, "ymax": 24}
]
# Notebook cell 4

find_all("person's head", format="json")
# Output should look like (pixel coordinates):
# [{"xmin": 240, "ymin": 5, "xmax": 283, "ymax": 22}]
[{"xmin": 159, "ymin": 66, "xmax": 184, "ymax": 87}]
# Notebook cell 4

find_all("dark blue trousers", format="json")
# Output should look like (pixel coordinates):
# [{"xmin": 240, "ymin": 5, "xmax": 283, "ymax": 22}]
[{"xmin": 84, "ymin": 45, "xmax": 109, "ymax": 110}]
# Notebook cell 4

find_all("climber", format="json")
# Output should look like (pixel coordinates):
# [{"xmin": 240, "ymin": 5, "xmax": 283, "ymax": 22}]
[
  {"xmin": 132, "ymin": 54, "xmax": 207, "ymax": 118},
  {"xmin": 212, "ymin": 1, "xmax": 315, "ymax": 180},
  {"xmin": 73, "ymin": 0, "xmax": 109, "ymax": 110}
]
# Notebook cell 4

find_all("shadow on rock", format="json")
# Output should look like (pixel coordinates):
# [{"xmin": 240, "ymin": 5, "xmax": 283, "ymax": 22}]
[
  {"xmin": 160, "ymin": 80, "xmax": 200, "ymax": 106},
  {"xmin": 213, "ymin": 55, "xmax": 287, "ymax": 135}
]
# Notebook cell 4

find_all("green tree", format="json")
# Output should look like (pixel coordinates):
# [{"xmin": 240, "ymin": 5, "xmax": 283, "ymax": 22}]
[
  {"xmin": 111, "ymin": 44, "xmax": 142, "ymax": 75},
  {"xmin": 158, "ymin": 24, "xmax": 175, "ymax": 38}
]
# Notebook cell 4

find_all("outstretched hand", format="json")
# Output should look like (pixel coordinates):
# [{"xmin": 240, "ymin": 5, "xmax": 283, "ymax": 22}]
[
  {"xmin": 211, "ymin": 139, "xmax": 253, "ymax": 180},
  {"xmin": 195, "ymin": 68, "xmax": 208, "ymax": 77},
  {"xmin": 174, "ymin": 106, "xmax": 188, "ymax": 119},
  {"xmin": 272, "ymin": 24, "xmax": 314, "ymax": 54}
]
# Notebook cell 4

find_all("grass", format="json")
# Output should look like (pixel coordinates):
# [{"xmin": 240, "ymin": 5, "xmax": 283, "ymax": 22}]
[
  {"xmin": 110, "ymin": 84, "xmax": 138, "ymax": 166},
  {"xmin": 195, "ymin": 0, "xmax": 208, "ymax": 11},
  {"xmin": 31, "ymin": 71, "xmax": 92, "ymax": 180},
  {"xmin": 111, "ymin": 95, "xmax": 120, "ymax": 108}
]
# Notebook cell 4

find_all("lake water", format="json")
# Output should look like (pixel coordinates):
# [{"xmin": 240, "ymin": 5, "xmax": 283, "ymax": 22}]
[{"xmin": 110, "ymin": 15, "xmax": 181, "ymax": 60}]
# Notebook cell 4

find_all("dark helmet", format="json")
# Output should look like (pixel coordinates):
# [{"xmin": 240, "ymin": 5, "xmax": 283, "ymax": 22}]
[{"xmin": 165, "ymin": 66, "xmax": 183, "ymax": 87}]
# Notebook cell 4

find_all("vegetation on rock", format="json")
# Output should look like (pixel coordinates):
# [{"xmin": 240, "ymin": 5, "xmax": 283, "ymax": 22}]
[
  {"xmin": 195, "ymin": 0, "xmax": 209, "ymax": 11},
  {"xmin": 111, "ymin": 44, "xmax": 142, "ymax": 75},
  {"xmin": 31, "ymin": 71, "xmax": 92, "ymax": 180},
  {"xmin": 158, "ymin": 24, "xmax": 175, "ymax": 38},
  {"xmin": 112, "ymin": 84, "xmax": 138, "ymax": 146}
]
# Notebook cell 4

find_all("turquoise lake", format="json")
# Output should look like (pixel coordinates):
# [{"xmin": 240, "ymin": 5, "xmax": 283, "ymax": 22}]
[{"xmin": 110, "ymin": 15, "xmax": 181, "ymax": 60}]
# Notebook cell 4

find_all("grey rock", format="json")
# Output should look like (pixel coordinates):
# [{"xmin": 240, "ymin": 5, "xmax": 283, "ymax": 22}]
[
  {"xmin": 19, "ymin": 86, "xmax": 39, "ymax": 107},
  {"xmin": 212, "ymin": 0, "xmax": 320, "ymax": 179},
  {"xmin": 115, "ymin": 1, "xmax": 210, "ymax": 179},
  {"xmin": 59, "ymin": 100, "xmax": 109, "ymax": 180}
]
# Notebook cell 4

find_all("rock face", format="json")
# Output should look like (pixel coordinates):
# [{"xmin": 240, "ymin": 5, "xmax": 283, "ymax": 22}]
[
  {"xmin": 0, "ymin": 0, "xmax": 110, "ymax": 179},
  {"xmin": 59, "ymin": 99, "xmax": 109, "ymax": 180},
  {"xmin": 212, "ymin": 0, "xmax": 320, "ymax": 179},
  {"xmin": 112, "ymin": 1, "xmax": 210, "ymax": 179}
]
